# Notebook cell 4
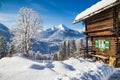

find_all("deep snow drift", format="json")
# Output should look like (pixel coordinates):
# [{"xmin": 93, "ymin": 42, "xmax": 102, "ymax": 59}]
[{"xmin": 0, "ymin": 57, "xmax": 115, "ymax": 80}]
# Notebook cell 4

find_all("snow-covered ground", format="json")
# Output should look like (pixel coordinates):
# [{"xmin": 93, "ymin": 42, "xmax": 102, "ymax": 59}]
[
  {"xmin": 108, "ymin": 68, "xmax": 120, "ymax": 80},
  {"xmin": 0, "ymin": 57, "xmax": 116, "ymax": 80}
]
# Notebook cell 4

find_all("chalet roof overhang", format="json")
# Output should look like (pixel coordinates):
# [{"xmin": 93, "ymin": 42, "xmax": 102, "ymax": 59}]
[{"xmin": 73, "ymin": 0, "xmax": 119, "ymax": 24}]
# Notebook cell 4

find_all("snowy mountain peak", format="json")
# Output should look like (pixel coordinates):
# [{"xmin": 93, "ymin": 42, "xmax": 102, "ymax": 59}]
[
  {"xmin": 46, "ymin": 26, "xmax": 57, "ymax": 31},
  {"xmin": 51, "ymin": 26, "xmax": 56, "ymax": 30},
  {"xmin": 58, "ymin": 24, "xmax": 69, "ymax": 31}
]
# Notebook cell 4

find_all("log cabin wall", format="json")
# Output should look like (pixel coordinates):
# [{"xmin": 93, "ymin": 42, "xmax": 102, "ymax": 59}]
[
  {"xmin": 84, "ymin": 7, "xmax": 117, "ymax": 56},
  {"xmin": 116, "ymin": 4, "xmax": 120, "ymax": 67},
  {"xmin": 118, "ymin": 4, "xmax": 120, "ymax": 18},
  {"xmin": 92, "ymin": 37, "xmax": 116, "ymax": 56},
  {"xmin": 84, "ymin": 4, "xmax": 120, "ymax": 67},
  {"xmin": 85, "ymin": 7, "xmax": 114, "ymax": 36},
  {"xmin": 117, "ymin": 37, "xmax": 120, "ymax": 67}
]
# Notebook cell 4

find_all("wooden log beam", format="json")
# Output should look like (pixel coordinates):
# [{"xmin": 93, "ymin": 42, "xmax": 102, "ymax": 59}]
[{"xmin": 84, "ymin": 28, "xmax": 112, "ymax": 34}]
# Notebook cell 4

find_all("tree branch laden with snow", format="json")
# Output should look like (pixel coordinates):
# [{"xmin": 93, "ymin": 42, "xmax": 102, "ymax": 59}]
[{"xmin": 11, "ymin": 7, "xmax": 43, "ymax": 54}]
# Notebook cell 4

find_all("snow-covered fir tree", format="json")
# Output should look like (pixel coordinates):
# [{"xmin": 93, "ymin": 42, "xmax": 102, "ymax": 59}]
[
  {"xmin": 69, "ymin": 40, "xmax": 77, "ymax": 57},
  {"xmin": 8, "ymin": 45, "xmax": 16, "ymax": 57},
  {"xmin": 53, "ymin": 40, "xmax": 76, "ymax": 60},
  {"xmin": 52, "ymin": 53, "xmax": 59, "ymax": 60},
  {"xmin": 0, "ymin": 36, "xmax": 8, "ymax": 59},
  {"xmin": 11, "ymin": 7, "xmax": 43, "ymax": 55},
  {"xmin": 66, "ymin": 40, "xmax": 70, "ymax": 58},
  {"xmin": 52, "ymin": 39, "xmax": 86, "ymax": 60},
  {"xmin": 58, "ymin": 41, "xmax": 67, "ymax": 60}
]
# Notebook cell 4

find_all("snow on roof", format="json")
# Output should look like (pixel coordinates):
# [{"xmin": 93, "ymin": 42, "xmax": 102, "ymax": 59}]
[{"xmin": 74, "ymin": 0, "xmax": 117, "ymax": 23}]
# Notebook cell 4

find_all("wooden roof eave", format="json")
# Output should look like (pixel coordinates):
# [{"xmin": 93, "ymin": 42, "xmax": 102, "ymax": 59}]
[{"xmin": 74, "ymin": 2, "xmax": 119, "ymax": 24}]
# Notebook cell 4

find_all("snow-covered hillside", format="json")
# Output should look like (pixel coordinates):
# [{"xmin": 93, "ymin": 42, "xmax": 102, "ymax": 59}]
[
  {"xmin": 0, "ymin": 56, "xmax": 115, "ymax": 80},
  {"xmin": 0, "ymin": 23, "xmax": 11, "ymax": 41}
]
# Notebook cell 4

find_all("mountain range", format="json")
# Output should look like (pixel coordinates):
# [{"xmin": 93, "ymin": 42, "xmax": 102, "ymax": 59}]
[
  {"xmin": 32, "ymin": 24, "xmax": 84, "ymax": 54},
  {"xmin": 0, "ymin": 23, "xmax": 84, "ymax": 54},
  {"xmin": 0, "ymin": 23, "xmax": 11, "ymax": 41},
  {"xmin": 38, "ymin": 24, "xmax": 83, "ymax": 41}
]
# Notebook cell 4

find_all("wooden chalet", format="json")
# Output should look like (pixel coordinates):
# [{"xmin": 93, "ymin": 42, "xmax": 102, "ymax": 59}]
[{"xmin": 74, "ymin": 0, "xmax": 120, "ymax": 67}]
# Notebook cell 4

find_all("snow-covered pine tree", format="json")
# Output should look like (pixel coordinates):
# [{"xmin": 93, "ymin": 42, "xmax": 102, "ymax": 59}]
[
  {"xmin": 80, "ymin": 39, "xmax": 84, "ymax": 48},
  {"xmin": 59, "ymin": 41, "xmax": 67, "ymax": 60},
  {"xmin": 59, "ymin": 42, "xmax": 64, "ymax": 60},
  {"xmin": 66, "ymin": 40, "xmax": 70, "ymax": 58},
  {"xmin": 0, "ymin": 36, "xmax": 8, "ymax": 59},
  {"xmin": 8, "ymin": 45, "xmax": 16, "ymax": 57},
  {"xmin": 69, "ymin": 40, "xmax": 77, "ymax": 57},
  {"xmin": 63, "ymin": 41, "xmax": 67, "ymax": 59},
  {"xmin": 52, "ymin": 53, "xmax": 58, "ymax": 60},
  {"xmin": 11, "ymin": 7, "xmax": 43, "ymax": 55}
]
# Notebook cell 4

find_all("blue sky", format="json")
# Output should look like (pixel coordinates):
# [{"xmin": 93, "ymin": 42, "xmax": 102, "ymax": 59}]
[{"xmin": 0, "ymin": 0, "xmax": 99, "ymax": 31}]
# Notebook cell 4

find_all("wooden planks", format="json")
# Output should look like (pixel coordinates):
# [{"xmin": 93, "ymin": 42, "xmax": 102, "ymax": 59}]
[
  {"xmin": 92, "ymin": 37, "xmax": 116, "ymax": 56},
  {"xmin": 83, "ymin": 4, "xmax": 120, "ymax": 67},
  {"xmin": 85, "ymin": 7, "xmax": 114, "ymax": 36},
  {"xmin": 93, "ymin": 54, "xmax": 109, "ymax": 60}
]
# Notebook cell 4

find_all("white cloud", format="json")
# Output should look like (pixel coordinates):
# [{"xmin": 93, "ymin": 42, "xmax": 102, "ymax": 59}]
[{"xmin": 0, "ymin": 13, "xmax": 17, "ymax": 28}]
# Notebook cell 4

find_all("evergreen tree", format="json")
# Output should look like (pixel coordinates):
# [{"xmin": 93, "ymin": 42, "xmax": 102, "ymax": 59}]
[
  {"xmin": 66, "ymin": 40, "xmax": 70, "ymax": 58},
  {"xmin": 52, "ymin": 53, "xmax": 58, "ymax": 60},
  {"xmin": 0, "ymin": 36, "xmax": 8, "ymax": 59},
  {"xmin": 57, "ymin": 39, "xmax": 81, "ymax": 60},
  {"xmin": 59, "ymin": 41, "xmax": 67, "ymax": 60},
  {"xmin": 63, "ymin": 41, "xmax": 67, "ymax": 58},
  {"xmin": 69, "ymin": 40, "xmax": 77, "ymax": 57},
  {"xmin": 8, "ymin": 44, "xmax": 16, "ymax": 57},
  {"xmin": 80, "ymin": 39, "xmax": 84, "ymax": 48}
]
